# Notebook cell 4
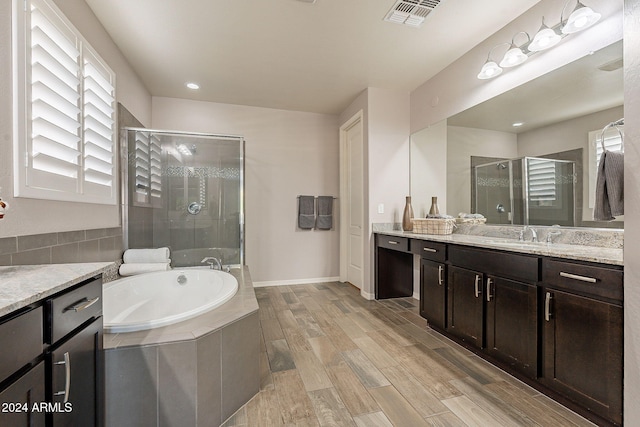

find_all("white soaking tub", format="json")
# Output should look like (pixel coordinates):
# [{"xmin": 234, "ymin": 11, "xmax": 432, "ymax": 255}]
[{"xmin": 103, "ymin": 268, "xmax": 238, "ymax": 333}]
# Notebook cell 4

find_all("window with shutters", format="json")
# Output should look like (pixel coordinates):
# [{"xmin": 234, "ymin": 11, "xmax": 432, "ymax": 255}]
[
  {"xmin": 132, "ymin": 131, "xmax": 162, "ymax": 207},
  {"xmin": 13, "ymin": 0, "xmax": 117, "ymax": 205},
  {"xmin": 527, "ymin": 158, "xmax": 557, "ymax": 205}
]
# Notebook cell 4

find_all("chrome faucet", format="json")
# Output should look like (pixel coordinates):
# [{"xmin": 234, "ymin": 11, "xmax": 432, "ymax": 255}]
[
  {"xmin": 520, "ymin": 226, "xmax": 538, "ymax": 242},
  {"xmin": 546, "ymin": 225, "xmax": 562, "ymax": 244},
  {"xmin": 201, "ymin": 257, "xmax": 222, "ymax": 270}
]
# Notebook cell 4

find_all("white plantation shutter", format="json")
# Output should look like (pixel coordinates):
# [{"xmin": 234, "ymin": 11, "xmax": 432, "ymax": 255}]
[
  {"xmin": 149, "ymin": 134, "xmax": 163, "ymax": 205},
  {"xmin": 527, "ymin": 158, "xmax": 557, "ymax": 203},
  {"xmin": 133, "ymin": 132, "xmax": 163, "ymax": 207},
  {"xmin": 14, "ymin": 0, "xmax": 117, "ymax": 204}
]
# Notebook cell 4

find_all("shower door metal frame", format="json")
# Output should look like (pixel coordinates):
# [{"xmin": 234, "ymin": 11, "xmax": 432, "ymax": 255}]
[{"xmin": 121, "ymin": 127, "xmax": 245, "ymax": 266}]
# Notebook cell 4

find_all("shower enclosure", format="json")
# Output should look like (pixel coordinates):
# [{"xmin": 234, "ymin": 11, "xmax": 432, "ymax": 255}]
[
  {"xmin": 474, "ymin": 157, "xmax": 576, "ymax": 226},
  {"xmin": 123, "ymin": 128, "xmax": 244, "ymax": 267}
]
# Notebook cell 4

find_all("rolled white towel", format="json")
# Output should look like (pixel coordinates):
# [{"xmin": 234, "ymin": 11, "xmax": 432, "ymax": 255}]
[
  {"xmin": 119, "ymin": 262, "xmax": 171, "ymax": 277},
  {"xmin": 123, "ymin": 247, "xmax": 170, "ymax": 264}
]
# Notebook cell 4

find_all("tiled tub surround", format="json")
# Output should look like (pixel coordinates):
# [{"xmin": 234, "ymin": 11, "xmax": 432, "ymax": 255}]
[
  {"xmin": 104, "ymin": 266, "xmax": 260, "ymax": 427},
  {"xmin": 373, "ymin": 223, "xmax": 623, "ymax": 265},
  {"xmin": 0, "ymin": 227, "xmax": 123, "ymax": 270},
  {"xmin": 0, "ymin": 262, "xmax": 115, "ymax": 317}
]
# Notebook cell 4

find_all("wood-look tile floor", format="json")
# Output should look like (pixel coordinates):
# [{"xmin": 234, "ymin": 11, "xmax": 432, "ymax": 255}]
[{"xmin": 222, "ymin": 282, "xmax": 596, "ymax": 427}]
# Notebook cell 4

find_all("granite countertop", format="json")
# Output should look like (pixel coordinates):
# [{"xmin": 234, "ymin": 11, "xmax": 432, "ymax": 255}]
[
  {"xmin": 104, "ymin": 266, "xmax": 259, "ymax": 349},
  {"xmin": 0, "ymin": 262, "xmax": 115, "ymax": 318},
  {"xmin": 375, "ymin": 230, "xmax": 623, "ymax": 266}
]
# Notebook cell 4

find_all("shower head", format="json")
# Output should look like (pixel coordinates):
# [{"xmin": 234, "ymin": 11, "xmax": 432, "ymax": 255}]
[{"xmin": 497, "ymin": 163, "xmax": 507, "ymax": 169}]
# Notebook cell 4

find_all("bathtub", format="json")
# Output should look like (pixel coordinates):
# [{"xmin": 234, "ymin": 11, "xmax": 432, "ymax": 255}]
[{"xmin": 103, "ymin": 268, "xmax": 238, "ymax": 333}]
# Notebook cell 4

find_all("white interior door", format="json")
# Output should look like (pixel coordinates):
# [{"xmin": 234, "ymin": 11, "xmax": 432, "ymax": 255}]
[{"xmin": 340, "ymin": 113, "xmax": 364, "ymax": 289}]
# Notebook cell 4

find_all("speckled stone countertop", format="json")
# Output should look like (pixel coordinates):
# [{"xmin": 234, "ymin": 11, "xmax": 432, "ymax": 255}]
[
  {"xmin": 104, "ymin": 266, "xmax": 259, "ymax": 349},
  {"xmin": 0, "ymin": 262, "xmax": 115, "ymax": 318},
  {"xmin": 376, "ymin": 230, "xmax": 623, "ymax": 266}
]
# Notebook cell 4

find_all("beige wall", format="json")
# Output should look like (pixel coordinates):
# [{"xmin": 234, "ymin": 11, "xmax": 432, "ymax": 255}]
[
  {"xmin": 338, "ymin": 88, "xmax": 410, "ymax": 300},
  {"xmin": 151, "ymin": 97, "xmax": 340, "ymax": 285},
  {"xmin": 410, "ymin": 120, "xmax": 447, "ymax": 218},
  {"xmin": 0, "ymin": 0, "xmax": 151, "ymax": 238},
  {"xmin": 624, "ymin": 0, "xmax": 640, "ymax": 421},
  {"xmin": 446, "ymin": 126, "xmax": 518, "ymax": 216}
]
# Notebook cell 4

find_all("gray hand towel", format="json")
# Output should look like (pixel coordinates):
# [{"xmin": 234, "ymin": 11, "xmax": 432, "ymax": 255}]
[
  {"xmin": 316, "ymin": 196, "xmax": 333, "ymax": 230},
  {"xmin": 594, "ymin": 151, "xmax": 624, "ymax": 221},
  {"xmin": 298, "ymin": 196, "xmax": 315, "ymax": 229}
]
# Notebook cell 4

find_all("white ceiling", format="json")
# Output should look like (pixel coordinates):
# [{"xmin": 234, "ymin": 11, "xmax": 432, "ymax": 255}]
[{"xmin": 85, "ymin": 0, "xmax": 541, "ymax": 115}]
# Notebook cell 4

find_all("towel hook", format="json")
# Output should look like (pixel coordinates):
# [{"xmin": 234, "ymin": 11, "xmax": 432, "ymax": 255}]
[{"xmin": 600, "ymin": 118, "xmax": 624, "ymax": 152}]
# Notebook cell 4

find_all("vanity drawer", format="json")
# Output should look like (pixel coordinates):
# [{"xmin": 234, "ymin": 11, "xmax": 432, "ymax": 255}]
[
  {"xmin": 410, "ymin": 240, "xmax": 446, "ymax": 262},
  {"xmin": 542, "ymin": 258, "xmax": 622, "ymax": 303},
  {"xmin": 0, "ymin": 306, "xmax": 43, "ymax": 385},
  {"xmin": 449, "ymin": 245, "xmax": 539, "ymax": 283},
  {"xmin": 46, "ymin": 276, "xmax": 102, "ymax": 344},
  {"xmin": 377, "ymin": 235, "xmax": 409, "ymax": 252}
]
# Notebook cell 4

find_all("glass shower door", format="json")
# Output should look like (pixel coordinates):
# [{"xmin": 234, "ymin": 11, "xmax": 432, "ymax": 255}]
[
  {"xmin": 126, "ymin": 129, "xmax": 244, "ymax": 267},
  {"xmin": 474, "ymin": 161, "xmax": 513, "ymax": 224}
]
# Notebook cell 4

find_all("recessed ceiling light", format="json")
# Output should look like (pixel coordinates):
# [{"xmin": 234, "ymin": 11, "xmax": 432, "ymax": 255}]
[
  {"xmin": 186, "ymin": 82, "xmax": 200, "ymax": 90},
  {"xmin": 512, "ymin": 122, "xmax": 524, "ymax": 127}
]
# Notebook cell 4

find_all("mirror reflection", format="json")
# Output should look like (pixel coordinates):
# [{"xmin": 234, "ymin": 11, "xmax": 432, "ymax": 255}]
[{"xmin": 411, "ymin": 40, "xmax": 623, "ymax": 228}]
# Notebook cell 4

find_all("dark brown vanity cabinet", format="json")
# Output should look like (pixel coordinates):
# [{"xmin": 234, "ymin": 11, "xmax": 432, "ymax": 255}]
[
  {"xmin": 46, "ymin": 276, "xmax": 104, "ymax": 427},
  {"xmin": 0, "ymin": 306, "xmax": 46, "ymax": 427},
  {"xmin": 0, "ymin": 275, "xmax": 103, "ymax": 427},
  {"xmin": 448, "ymin": 246, "xmax": 539, "ymax": 377},
  {"xmin": 375, "ymin": 235, "xmax": 413, "ymax": 299},
  {"xmin": 541, "ymin": 259, "xmax": 623, "ymax": 426},
  {"xmin": 446, "ymin": 265, "xmax": 484, "ymax": 348},
  {"xmin": 413, "ymin": 240, "xmax": 447, "ymax": 330}
]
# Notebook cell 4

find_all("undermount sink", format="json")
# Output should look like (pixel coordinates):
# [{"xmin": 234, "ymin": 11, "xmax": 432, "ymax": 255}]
[{"xmin": 482, "ymin": 238, "xmax": 542, "ymax": 247}]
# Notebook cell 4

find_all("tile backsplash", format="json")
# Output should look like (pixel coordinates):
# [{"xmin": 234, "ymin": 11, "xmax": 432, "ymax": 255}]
[{"xmin": 0, "ymin": 227, "xmax": 123, "ymax": 268}]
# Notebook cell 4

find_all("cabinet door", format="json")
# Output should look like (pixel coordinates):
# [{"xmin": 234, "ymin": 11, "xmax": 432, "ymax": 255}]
[
  {"xmin": 420, "ymin": 259, "xmax": 446, "ymax": 330},
  {"xmin": 49, "ymin": 317, "xmax": 103, "ymax": 427},
  {"xmin": 485, "ymin": 276, "xmax": 537, "ymax": 378},
  {"xmin": 447, "ymin": 266, "xmax": 483, "ymax": 348},
  {"xmin": 542, "ymin": 289, "xmax": 622, "ymax": 425},
  {"xmin": 0, "ymin": 362, "xmax": 46, "ymax": 427}
]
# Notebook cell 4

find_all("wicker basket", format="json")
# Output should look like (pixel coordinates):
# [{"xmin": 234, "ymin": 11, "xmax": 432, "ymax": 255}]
[{"xmin": 411, "ymin": 218, "xmax": 455, "ymax": 235}]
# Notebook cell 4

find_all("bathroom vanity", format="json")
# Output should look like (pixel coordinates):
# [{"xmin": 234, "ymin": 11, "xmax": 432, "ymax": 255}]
[
  {"xmin": 375, "ymin": 230, "xmax": 623, "ymax": 426},
  {"xmin": 0, "ymin": 263, "xmax": 112, "ymax": 427}
]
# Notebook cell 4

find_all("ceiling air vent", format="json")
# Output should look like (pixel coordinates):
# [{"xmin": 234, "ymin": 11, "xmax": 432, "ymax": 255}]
[{"xmin": 384, "ymin": 0, "xmax": 441, "ymax": 28}]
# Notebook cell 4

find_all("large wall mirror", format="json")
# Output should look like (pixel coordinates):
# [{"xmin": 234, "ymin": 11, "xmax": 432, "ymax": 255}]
[{"xmin": 411, "ymin": 40, "xmax": 623, "ymax": 229}]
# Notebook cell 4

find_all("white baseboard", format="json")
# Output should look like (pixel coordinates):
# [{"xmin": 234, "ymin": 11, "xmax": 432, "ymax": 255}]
[
  {"xmin": 360, "ymin": 289, "xmax": 375, "ymax": 300},
  {"xmin": 412, "ymin": 292, "xmax": 419, "ymax": 300},
  {"xmin": 253, "ymin": 276, "xmax": 340, "ymax": 288}
]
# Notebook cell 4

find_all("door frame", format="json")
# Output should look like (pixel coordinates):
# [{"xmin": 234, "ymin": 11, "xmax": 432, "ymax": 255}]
[{"xmin": 339, "ymin": 110, "xmax": 364, "ymax": 287}]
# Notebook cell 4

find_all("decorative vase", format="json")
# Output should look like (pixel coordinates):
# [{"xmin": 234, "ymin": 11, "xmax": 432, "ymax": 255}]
[
  {"xmin": 428, "ymin": 196, "xmax": 440, "ymax": 216},
  {"xmin": 402, "ymin": 196, "xmax": 414, "ymax": 231}
]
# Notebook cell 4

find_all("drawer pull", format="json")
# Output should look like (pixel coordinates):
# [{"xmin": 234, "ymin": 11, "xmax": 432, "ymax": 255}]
[
  {"xmin": 545, "ymin": 292, "xmax": 553, "ymax": 321},
  {"xmin": 63, "ymin": 296, "xmax": 100, "ymax": 313},
  {"xmin": 423, "ymin": 247, "xmax": 437, "ymax": 253},
  {"xmin": 54, "ymin": 352, "xmax": 71, "ymax": 403},
  {"xmin": 388, "ymin": 241, "xmax": 399, "ymax": 245},
  {"xmin": 438, "ymin": 265, "xmax": 443, "ymax": 285},
  {"xmin": 559, "ymin": 272, "xmax": 597, "ymax": 283},
  {"xmin": 486, "ymin": 278, "xmax": 493, "ymax": 302},
  {"xmin": 474, "ymin": 275, "xmax": 481, "ymax": 298}
]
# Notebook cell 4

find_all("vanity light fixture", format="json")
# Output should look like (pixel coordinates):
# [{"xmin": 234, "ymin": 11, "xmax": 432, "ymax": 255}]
[
  {"xmin": 561, "ymin": 0, "xmax": 601, "ymax": 34},
  {"xmin": 499, "ymin": 32, "xmax": 530, "ymax": 68},
  {"xmin": 186, "ymin": 82, "xmax": 200, "ymax": 90},
  {"xmin": 477, "ymin": 43, "xmax": 509, "ymax": 80},
  {"xmin": 476, "ymin": 0, "xmax": 600, "ymax": 80},
  {"xmin": 529, "ymin": 17, "xmax": 561, "ymax": 52}
]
